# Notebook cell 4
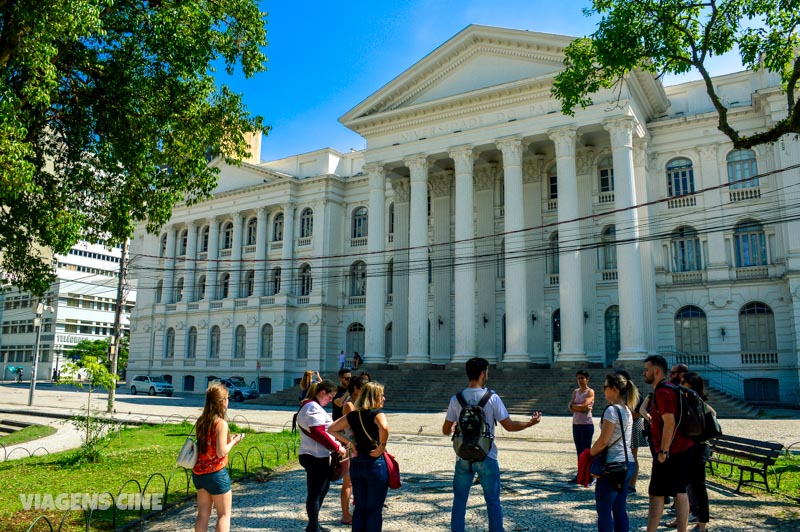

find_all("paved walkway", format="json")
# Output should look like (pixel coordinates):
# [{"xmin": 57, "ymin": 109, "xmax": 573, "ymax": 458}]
[{"xmin": 2, "ymin": 384, "xmax": 799, "ymax": 531}]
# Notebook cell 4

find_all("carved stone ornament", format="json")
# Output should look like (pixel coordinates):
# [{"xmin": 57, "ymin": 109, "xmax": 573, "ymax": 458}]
[
  {"xmin": 473, "ymin": 165, "xmax": 496, "ymax": 190},
  {"xmin": 429, "ymin": 173, "xmax": 451, "ymax": 196},
  {"xmin": 130, "ymin": 323, "xmax": 138, "ymax": 333},
  {"xmin": 197, "ymin": 320, "xmax": 208, "ymax": 329},
  {"xmin": 275, "ymin": 315, "xmax": 285, "ymax": 325},
  {"xmin": 175, "ymin": 321, "xmax": 185, "ymax": 330},
  {"xmin": 391, "ymin": 179, "xmax": 410, "ymax": 202},
  {"xmin": 142, "ymin": 324, "xmax": 151, "ymax": 333},
  {"xmin": 523, "ymin": 156, "xmax": 544, "ymax": 183},
  {"xmin": 222, "ymin": 317, "xmax": 232, "ymax": 328},
  {"xmin": 698, "ymin": 144, "xmax": 718, "ymax": 162},
  {"xmin": 711, "ymin": 298, "xmax": 729, "ymax": 309},
  {"xmin": 576, "ymin": 149, "xmax": 595, "ymax": 175},
  {"xmin": 247, "ymin": 315, "xmax": 258, "ymax": 327},
  {"xmin": 310, "ymin": 314, "xmax": 320, "ymax": 325},
  {"xmin": 154, "ymin": 322, "xmax": 164, "ymax": 331}
]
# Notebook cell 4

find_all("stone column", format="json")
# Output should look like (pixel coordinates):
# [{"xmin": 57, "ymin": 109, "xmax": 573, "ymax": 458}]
[
  {"xmin": 449, "ymin": 146, "xmax": 477, "ymax": 363},
  {"xmin": 391, "ymin": 180, "xmax": 410, "ymax": 363},
  {"xmin": 497, "ymin": 137, "xmax": 529, "ymax": 363},
  {"xmin": 185, "ymin": 221, "xmax": 197, "ymax": 302},
  {"xmin": 604, "ymin": 117, "xmax": 647, "ymax": 361},
  {"xmin": 163, "ymin": 227, "xmax": 176, "ymax": 304},
  {"xmin": 548, "ymin": 127, "xmax": 586, "ymax": 361},
  {"xmin": 365, "ymin": 164, "xmax": 387, "ymax": 364},
  {"xmin": 404, "ymin": 155, "xmax": 430, "ymax": 364},
  {"xmin": 698, "ymin": 144, "xmax": 729, "ymax": 281},
  {"xmin": 281, "ymin": 203, "xmax": 295, "ymax": 295},
  {"xmin": 229, "ymin": 213, "xmax": 243, "ymax": 298},
  {"xmin": 205, "ymin": 217, "xmax": 219, "ymax": 299},
  {"xmin": 255, "ymin": 207, "xmax": 268, "ymax": 296}
]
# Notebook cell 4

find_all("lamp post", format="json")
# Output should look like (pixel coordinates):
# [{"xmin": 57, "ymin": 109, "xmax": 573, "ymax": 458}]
[{"xmin": 29, "ymin": 302, "xmax": 54, "ymax": 406}]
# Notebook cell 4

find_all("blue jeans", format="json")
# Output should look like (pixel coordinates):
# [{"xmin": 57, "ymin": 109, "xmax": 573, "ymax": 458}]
[
  {"xmin": 350, "ymin": 454, "xmax": 389, "ymax": 532},
  {"xmin": 594, "ymin": 461, "xmax": 636, "ymax": 532},
  {"xmin": 299, "ymin": 454, "xmax": 331, "ymax": 532},
  {"xmin": 452, "ymin": 457, "xmax": 502, "ymax": 532},
  {"xmin": 573, "ymin": 423, "xmax": 594, "ymax": 457}
]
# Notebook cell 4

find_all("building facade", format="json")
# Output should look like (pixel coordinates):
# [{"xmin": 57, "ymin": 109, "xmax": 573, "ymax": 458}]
[
  {"xmin": 127, "ymin": 26, "xmax": 800, "ymax": 404},
  {"xmin": 1, "ymin": 241, "xmax": 136, "ymax": 381}
]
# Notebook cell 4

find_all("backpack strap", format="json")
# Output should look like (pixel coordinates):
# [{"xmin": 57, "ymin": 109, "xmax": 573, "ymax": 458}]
[
  {"xmin": 456, "ymin": 391, "xmax": 467, "ymax": 408},
  {"xmin": 477, "ymin": 390, "xmax": 494, "ymax": 408}
]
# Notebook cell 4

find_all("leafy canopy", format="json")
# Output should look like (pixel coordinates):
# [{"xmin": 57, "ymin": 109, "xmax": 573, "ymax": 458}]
[
  {"xmin": 552, "ymin": 0, "xmax": 800, "ymax": 149},
  {"xmin": 0, "ymin": 0, "xmax": 269, "ymax": 295}
]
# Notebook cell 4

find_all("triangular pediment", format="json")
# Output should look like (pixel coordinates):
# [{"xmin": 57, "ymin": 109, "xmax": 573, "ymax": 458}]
[{"xmin": 340, "ymin": 25, "xmax": 574, "ymax": 127}]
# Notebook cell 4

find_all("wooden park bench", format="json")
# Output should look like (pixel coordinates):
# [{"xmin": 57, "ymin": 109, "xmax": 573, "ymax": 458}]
[{"xmin": 707, "ymin": 434, "xmax": 784, "ymax": 492}]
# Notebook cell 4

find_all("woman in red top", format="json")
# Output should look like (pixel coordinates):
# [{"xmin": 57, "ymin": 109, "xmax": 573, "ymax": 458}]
[{"xmin": 193, "ymin": 383, "xmax": 244, "ymax": 532}]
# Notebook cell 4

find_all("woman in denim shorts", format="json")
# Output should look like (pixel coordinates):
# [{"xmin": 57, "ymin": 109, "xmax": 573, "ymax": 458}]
[{"xmin": 192, "ymin": 383, "xmax": 244, "ymax": 532}]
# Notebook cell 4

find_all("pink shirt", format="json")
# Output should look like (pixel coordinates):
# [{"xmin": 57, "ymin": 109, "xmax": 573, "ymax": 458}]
[{"xmin": 572, "ymin": 387, "xmax": 594, "ymax": 425}]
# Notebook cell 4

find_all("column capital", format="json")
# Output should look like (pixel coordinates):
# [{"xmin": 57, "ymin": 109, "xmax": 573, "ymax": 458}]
[
  {"xmin": 603, "ymin": 116, "xmax": 636, "ymax": 149},
  {"xmin": 230, "ymin": 211, "xmax": 243, "ymax": 224},
  {"xmin": 186, "ymin": 220, "xmax": 197, "ymax": 231},
  {"xmin": 698, "ymin": 143, "xmax": 719, "ymax": 160},
  {"xmin": 547, "ymin": 126, "xmax": 578, "ymax": 155},
  {"xmin": 257, "ymin": 206, "xmax": 268, "ymax": 217},
  {"xmin": 403, "ymin": 154, "xmax": 428, "ymax": 180},
  {"xmin": 448, "ymin": 145, "xmax": 475, "ymax": 175},
  {"xmin": 281, "ymin": 202, "xmax": 296, "ymax": 212},
  {"xmin": 364, "ymin": 163, "xmax": 386, "ymax": 189},
  {"xmin": 495, "ymin": 136, "xmax": 523, "ymax": 165}
]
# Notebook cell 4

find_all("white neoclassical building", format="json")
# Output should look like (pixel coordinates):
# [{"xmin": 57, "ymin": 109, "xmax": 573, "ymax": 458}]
[{"xmin": 127, "ymin": 25, "xmax": 800, "ymax": 405}]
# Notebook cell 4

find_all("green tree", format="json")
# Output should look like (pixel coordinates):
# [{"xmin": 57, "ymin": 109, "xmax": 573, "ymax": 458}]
[
  {"xmin": 0, "ymin": 0, "xmax": 269, "ymax": 295},
  {"xmin": 552, "ymin": 0, "xmax": 799, "ymax": 149},
  {"xmin": 68, "ymin": 336, "xmax": 129, "ymax": 376}
]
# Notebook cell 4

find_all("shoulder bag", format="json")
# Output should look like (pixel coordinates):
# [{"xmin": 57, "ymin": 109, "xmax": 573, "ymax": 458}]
[
  {"xmin": 296, "ymin": 403, "xmax": 344, "ymax": 482},
  {"xmin": 358, "ymin": 411, "xmax": 401, "ymax": 489},
  {"xmin": 176, "ymin": 420, "xmax": 198, "ymax": 469},
  {"xmin": 601, "ymin": 405, "xmax": 630, "ymax": 491}
]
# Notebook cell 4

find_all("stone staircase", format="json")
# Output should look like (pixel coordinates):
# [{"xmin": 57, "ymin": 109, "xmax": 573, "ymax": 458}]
[
  {"xmin": 253, "ymin": 365, "xmax": 759, "ymax": 419},
  {"xmin": 0, "ymin": 419, "xmax": 31, "ymax": 435}
]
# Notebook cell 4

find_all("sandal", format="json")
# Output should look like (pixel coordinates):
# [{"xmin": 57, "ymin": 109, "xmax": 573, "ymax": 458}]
[
  {"xmin": 666, "ymin": 518, "xmax": 678, "ymax": 528},
  {"xmin": 340, "ymin": 519, "xmax": 352, "ymax": 525}
]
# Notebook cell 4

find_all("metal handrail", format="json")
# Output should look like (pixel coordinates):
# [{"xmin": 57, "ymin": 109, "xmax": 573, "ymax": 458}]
[{"xmin": 660, "ymin": 348, "xmax": 744, "ymax": 400}]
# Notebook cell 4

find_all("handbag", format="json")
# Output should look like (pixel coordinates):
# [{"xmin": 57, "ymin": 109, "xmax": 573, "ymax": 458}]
[
  {"xmin": 600, "ymin": 405, "xmax": 630, "ymax": 491},
  {"xmin": 358, "ymin": 411, "xmax": 400, "ymax": 489},
  {"xmin": 329, "ymin": 451, "xmax": 344, "ymax": 482},
  {"xmin": 176, "ymin": 421, "xmax": 199, "ymax": 469},
  {"xmin": 695, "ymin": 404, "xmax": 723, "ymax": 443}
]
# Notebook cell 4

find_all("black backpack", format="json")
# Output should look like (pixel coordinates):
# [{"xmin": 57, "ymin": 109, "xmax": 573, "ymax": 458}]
[
  {"xmin": 657, "ymin": 382, "xmax": 705, "ymax": 439},
  {"xmin": 451, "ymin": 390, "xmax": 494, "ymax": 461}
]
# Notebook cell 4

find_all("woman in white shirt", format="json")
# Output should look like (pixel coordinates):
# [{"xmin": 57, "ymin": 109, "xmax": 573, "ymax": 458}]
[
  {"xmin": 296, "ymin": 380, "xmax": 346, "ymax": 532},
  {"xmin": 589, "ymin": 372, "xmax": 639, "ymax": 532}
]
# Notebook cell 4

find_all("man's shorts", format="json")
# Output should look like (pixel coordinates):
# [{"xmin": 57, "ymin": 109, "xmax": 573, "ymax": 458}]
[
  {"xmin": 649, "ymin": 449, "xmax": 692, "ymax": 497},
  {"xmin": 192, "ymin": 467, "xmax": 231, "ymax": 495}
]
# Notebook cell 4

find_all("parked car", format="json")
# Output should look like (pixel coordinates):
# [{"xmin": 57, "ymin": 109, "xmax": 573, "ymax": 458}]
[
  {"xmin": 130, "ymin": 375, "xmax": 174, "ymax": 396},
  {"xmin": 211, "ymin": 377, "xmax": 259, "ymax": 402}
]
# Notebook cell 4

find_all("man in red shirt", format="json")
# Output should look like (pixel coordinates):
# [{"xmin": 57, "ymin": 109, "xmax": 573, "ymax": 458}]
[{"xmin": 643, "ymin": 355, "xmax": 694, "ymax": 532}]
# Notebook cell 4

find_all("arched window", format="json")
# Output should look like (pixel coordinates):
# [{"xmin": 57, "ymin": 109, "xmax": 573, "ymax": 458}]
[
  {"xmin": 297, "ymin": 324, "xmax": 308, "ymax": 359},
  {"xmin": 221, "ymin": 221, "xmax": 234, "ymax": 249},
  {"xmin": 196, "ymin": 275, "xmax": 206, "ymax": 300},
  {"xmin": 549, "ymin": 232, "xmax": 560, "ymax": 274},
  {"xmin": 159, "ymin": 234, "xmax": 168, "ymax": 257},
  {"xmin": 497, "ymin": 239, "xmax": 506, "ymax": 279},
  {"xmin": 350, "ymin": 261, "xmax": 367, "ymax": 296},
  {"xmin": 260, "ymin": 324, "xmax": 273, "ymax": 359},
  {"xmin": 271, "ymin": 267, "xmax": 281, "ymax": 295},
  {"xmin": 175, "ymin": 277, "xmax": 184, "ymax": 302},
  {"xmin": 666, "ymin": 158, "xmax": 695, "ymax": 197},
  {"xmin": 598, "ymin": 156, "xmax": 614, "ymax": 192},
  {"xmin": 200, "ymin": 225, "xmax": 209, "ymax": 253},
  {"xmin": 388, "ymin": 203, "xmax": 395, "ymax": 235},
  {"xmin": 300, "ymin": 208, "xmax": 314, "ymax": 238},
  {"xmin": 352, "ymin": 207, "xmax": 368, "ymax": 238},
  {"xmin": 604, "ymin": 306, "xmax": 620, "ymax": 365},
  {"xmin": 178, "ymin": 229, "xmax": 188, "ymax": 256},
  {"xmin": 219, "ymin": 272, "xmax": 230, "ymax": 299},
  {"xmin": 386, "ymin": 259, "xmax": 394, "ymax": 295},
  {"xmin": 674, "ymin": 306, "xmax": 708, "ymax": 353},
  {"xmin": 727, "ymin": 149, "xmax": 758, "ymax": 189},
  {"xmin": 272, "ymin": 213, "xmax": 284, "ymax": 241},
  {"xmin": 155, "ymin": 280, "xmax": 163, "ymax": 304},
  {"xmin": 671, "ymin": 226, "xmax": 702, "ymax": 272},
  {"xmin": 209, "ymin": 326, "xmax": 220, "ymax": 358},
  {"xmin": 601, "ymin": 226, "xmax": 617, "ymax": 270},
  {"xmin": 299, "ymin": 264, "xmax": 312, "ymax": 296},
  {"xmin": 187, "ymin": 327, "xmax": 197, "ymax": 359},
  {"xmin": 242, "ymin": 270, "xmax": 255, "ymax": 297},
  {"xmin": 165, "ymin": 328, "xmax": 175, "ymax": 358},
  {"xmin": 548, "ymin": 164, "xmax": 558, "ymax": 199},
  {"xmin": 384, "ymin": 322, "xmax": 393, "ymax": 361},
  {"xmin": 346, "ymin": 322, "xmax": 365, "ymax": 358},
  {"xmin": 246, "ymin": 217, "xmax": 258, "ymax": 246},
  {"xmin": 734, "ymin": 220, "xmax": 767, "ymax": 267},
  {"xmin": 234, "ymin": 325, "xmax": 246, "ymax": 359},
  {"xmin": 739, "ymin": 302, "xmax": 776, "ymax": 352}
]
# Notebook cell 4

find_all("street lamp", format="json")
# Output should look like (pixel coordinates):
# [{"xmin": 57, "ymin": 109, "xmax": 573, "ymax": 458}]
[{"xmin": 29, "ymin": 302, "xmax": 55, "ymax": 406}]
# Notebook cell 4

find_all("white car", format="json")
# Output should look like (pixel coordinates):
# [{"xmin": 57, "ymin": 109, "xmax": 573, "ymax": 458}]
[{"xmin": 130, "ymin": 375, "xmax": 174, "ymax": 396}]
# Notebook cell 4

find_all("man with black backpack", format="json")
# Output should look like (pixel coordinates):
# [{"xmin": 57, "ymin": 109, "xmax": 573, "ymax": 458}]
[
  {"xmin": 442, "ymin": 357, "xmax": 542, "ymax": 532},
  {"xmin": 643, "ymin": 355, "xmax": 694, "ymax": 532}
]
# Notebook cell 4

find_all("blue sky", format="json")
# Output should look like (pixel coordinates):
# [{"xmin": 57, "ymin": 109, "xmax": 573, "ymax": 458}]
[{"xmin": 219, "ymin": 1, "xmax": 746, "ymax": 162}]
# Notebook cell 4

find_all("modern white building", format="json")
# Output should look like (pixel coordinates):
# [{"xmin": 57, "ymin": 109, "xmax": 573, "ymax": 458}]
[
  {"xmin": 0, "ymin": 241, "xmax": 136, "ymax": 381},
  {"xmin": 127, "ymin": 25, "xmax": 800, "ymax": 405}
]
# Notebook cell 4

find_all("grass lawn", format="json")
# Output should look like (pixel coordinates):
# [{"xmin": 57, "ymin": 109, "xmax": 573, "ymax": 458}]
[
  {"xmin": 708, "ymin": 451, "xmax": 800, "ymax": 502},
  {"xmin": 0, "ymin": 422, "xmax": 299, "ymax": 531},
  {"xmin": 0, "ymin": 424, "xmax": 57, "ymax": 448}
]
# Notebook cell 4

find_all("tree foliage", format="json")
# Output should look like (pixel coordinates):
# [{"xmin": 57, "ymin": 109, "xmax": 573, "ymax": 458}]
[
  {"xmin": 69, "ymin": 336, "xmax": 129, "ymax": 376},
  {"xmin": 0, "ymin": 0, "xmax": 269, "ymax": 295},
  {"xmin": 552, "ymin": 0, "xmax": 800, "ymax": 149}
]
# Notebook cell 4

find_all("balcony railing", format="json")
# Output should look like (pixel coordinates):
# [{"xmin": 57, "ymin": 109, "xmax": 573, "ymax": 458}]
[
  {"xmin": 188, "ymin": 303, "xmax": 199, "ymax": 310},
  {"xmin": 549, "ymin": 274, "xmax": 559, "ymax": 285},
  {"xmin": 297, "ymin": 237, "xmax": 312, "ymax": 247},
  {"xmin": 547, "ymin": 199, "xmax": 558, "ymax": 212},
  {"xmin": 184, "ymin": 359, "xmax": 196, "ymax": 367},
  {"xmin": 350, "ymin": 237, "xmax": 368, "ymax": 247},
  {"xmin": 388, "ymin": 233, "xmax": 394, "ymax": 243},
  {"xmin": 231, "ymin": 359, "xmax": 245, "ymax": 367},
  {"xmin": 667, "ymin": 195, "xmax": 697, "ymax": 209},
  {"xmin": 198, "ymin": 252, "xmax": 208, "ymax": 260},
  {"xmin": 260, "ymin": 296, "xmax": 275, "ymax": 305},
  {"xmin": 597, "ymin": 191, "xmax": 615, "ymax": 205},
  {"xmin": 207, "ymin": 359, "xmax": 220, "ymax": 367},
  {"xmin": 386, "ymin": 293, "xmax": 393, "ymax": 305},
  {"xmin": 210, "ymin": 301, "xmax": 223, "ymax": 309},
  {"xmin": 601, "ymin": 270, "xmax": 618, "ymax": 281},
  {"xmin": 741, "ymin": 352, "xmax": 778, "ymax": 365},
  {"xmin": 219, "ymin": 248, "xmax": 232, "ymax": 257},
  {"xmin": 672, "ymin": 271, "xmax": 703, "ymax": 284},
  {"xmin": 735, "ymin": 266, "xmax": 768, "ymax": 280},
  {"xmin": 166, "ymin": 304, "xmax": 177, "ymax": 311},
  {"xmin": 243, "ymin": 245, "xmax": 256, "ymax": 254},
  {"xmin": 729, "ymin": 187, "xmax": 761, "ymax": 202},
  {"xmin": 270, "ymin": 241, "xmax": 283, "ymax": 251},
  {"xmin": 297, "ymin": 296, "xmax": 310, "ymax": 305},
  {"xmin": 348, "ymin": 295, "xmax": 366, "ymax": 306},
  {"xmin": 163, "ymin": 358, "xmax": 174, "ymax": 367},
  {"xmin": 234, "ymin": 298, "xmax": 248, "ymax": 308}
]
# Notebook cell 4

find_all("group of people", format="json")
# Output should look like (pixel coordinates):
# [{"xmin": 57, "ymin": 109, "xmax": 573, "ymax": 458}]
[
  {"xmin": 338, "ymin": 350, "xmax": 363, "ymax": 370},
  {"xmin": 188, "ymin": 355, "xmax": 715, "ymax": 532},
  {"xmin": 565, "ymin": 357, "xmax": 714, "ymax": 532}
]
